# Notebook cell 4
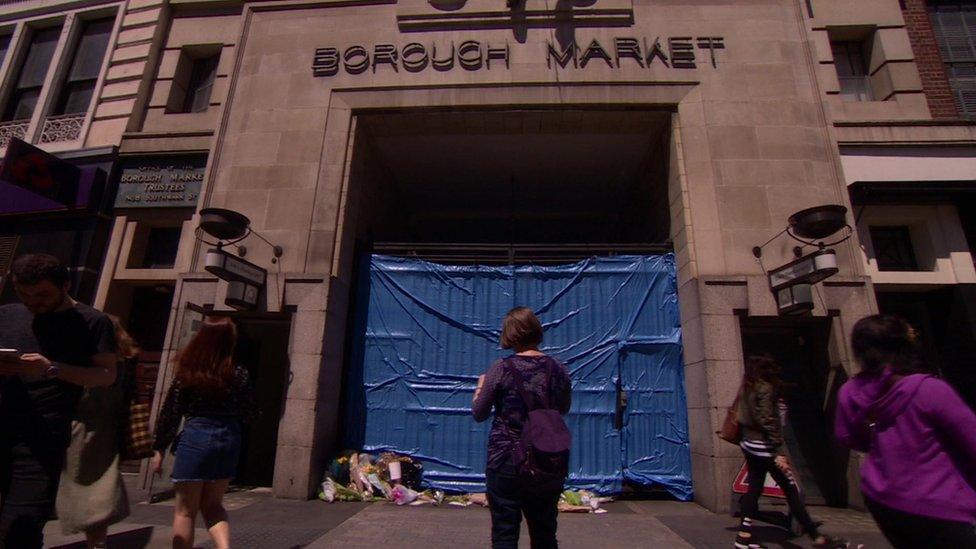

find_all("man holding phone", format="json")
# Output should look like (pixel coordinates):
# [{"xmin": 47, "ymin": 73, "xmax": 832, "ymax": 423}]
[{"xmin": 0, "ymin": 254, "xmax": 117, "ymax": 549}]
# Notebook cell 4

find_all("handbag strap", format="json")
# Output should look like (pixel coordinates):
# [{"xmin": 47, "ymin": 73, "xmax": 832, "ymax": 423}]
[{"xmin": 507, "ymin": 357, "xmax": 552, "ymax": 412}]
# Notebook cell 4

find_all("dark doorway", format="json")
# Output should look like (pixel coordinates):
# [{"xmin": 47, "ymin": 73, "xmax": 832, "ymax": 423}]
[
  {"xmin": 120, "ymin": 285, "xmax": 175, "ymax": 473},
  {"xmin": 876, "ymin": 287, "xmax": 976, "ymax": 410},
  {"xmin": 233, "ymin": 316, "xmax": 290, "ymax": 487},
  {"xmin": 739, "ymin": 316, "xmax": 849, "ymax": 507}
]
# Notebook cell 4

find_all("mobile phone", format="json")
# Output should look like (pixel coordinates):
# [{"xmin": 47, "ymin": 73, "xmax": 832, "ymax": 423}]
[{"xmin": 0, "ymin": 349, "xmax": 21, "ymax": 359}]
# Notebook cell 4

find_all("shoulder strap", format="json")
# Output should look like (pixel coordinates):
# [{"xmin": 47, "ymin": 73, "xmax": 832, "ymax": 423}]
[
  {"xmin": 506, "ymin": 358, "xmax": 541, "ymax": 412},
  {"xmin": 542, "ymin": 358, "xmax": 554, "ymax": 409}
]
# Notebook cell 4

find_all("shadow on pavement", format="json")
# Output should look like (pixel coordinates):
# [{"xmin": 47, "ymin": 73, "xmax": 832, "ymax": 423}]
[{"xmin": 49, "ymin": 526, "xmax": 155, "ymax": 549}]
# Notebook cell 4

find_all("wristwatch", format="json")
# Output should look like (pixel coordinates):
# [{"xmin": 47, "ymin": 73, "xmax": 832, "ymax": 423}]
[{"xmin": 45, "ymin": 364, "xmax": 61, "ymax": 379}]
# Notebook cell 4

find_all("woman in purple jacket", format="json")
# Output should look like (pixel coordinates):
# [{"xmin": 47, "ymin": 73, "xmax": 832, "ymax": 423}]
[
  {"xmin": 472, "ymin": 307, "xmax": 572, "ymax": 549},
  {"xmin": 836, "ymin": 315, "xmax": 976, "ymax": 548}
]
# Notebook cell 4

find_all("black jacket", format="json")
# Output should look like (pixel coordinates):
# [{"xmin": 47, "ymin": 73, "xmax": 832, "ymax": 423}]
[{"xmin": 738, "ymin": 380, "xmax": 784, "ymax": 449}]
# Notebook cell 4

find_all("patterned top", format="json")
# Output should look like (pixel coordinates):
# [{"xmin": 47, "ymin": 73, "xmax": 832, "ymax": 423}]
[
  {"xmin": 152, "ymin": 364, "xmax": 257, "ymax": 452},
  {"xmin": 472, "ymin": 354, "xmax": 572, "ymax": 471}
]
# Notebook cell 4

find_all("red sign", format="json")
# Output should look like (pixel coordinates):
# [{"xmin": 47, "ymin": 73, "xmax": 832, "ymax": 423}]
[
  {"xmin": 731, "ymin": 461, "xmax": 786, "ymax": 499},
  {"xmin": 0, "ymin": 137, "xmax": 80, "ymax": 205}
]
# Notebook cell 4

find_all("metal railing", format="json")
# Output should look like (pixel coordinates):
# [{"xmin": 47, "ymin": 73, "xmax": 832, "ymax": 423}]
[
  {"xmin": 39, "ymin": 112, "xmax": 85, "ymax": 143},
  {"xmin": 0, "ymin": 119, "xmax": 29, "ymax": 149}
]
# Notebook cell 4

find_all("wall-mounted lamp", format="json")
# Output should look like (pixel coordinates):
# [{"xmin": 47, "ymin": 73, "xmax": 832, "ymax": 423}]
[
  {"xmin": 194, "ymin": 207, "xmax": 283, "ymax": 311},
  {"xmin": 752, "ymin": 204, "xmax": 852, "ymax": 316},
  {"xmin": 195, "ymin": 207, "xmax": 283, "ymax": 262},
  {"xmin": 753, "ymin": 204, "xmax": 852, "ymax": 260}
]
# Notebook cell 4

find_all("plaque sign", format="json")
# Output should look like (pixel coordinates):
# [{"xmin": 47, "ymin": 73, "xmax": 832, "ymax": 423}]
[{"xmin": 115, "ymin": 156, "xmax": 206, "ymax": 209}]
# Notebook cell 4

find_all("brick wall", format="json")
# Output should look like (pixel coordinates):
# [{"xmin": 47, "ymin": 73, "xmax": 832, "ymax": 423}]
[{"xmin": 901, "ymin": 0, "xmax": 959, "ymax": 118}]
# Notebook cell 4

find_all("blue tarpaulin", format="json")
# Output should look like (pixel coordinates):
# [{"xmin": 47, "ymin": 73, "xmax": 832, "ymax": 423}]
[{"xmin": 342, "ymin": 254, "xmax": 692, "ymax": 500}]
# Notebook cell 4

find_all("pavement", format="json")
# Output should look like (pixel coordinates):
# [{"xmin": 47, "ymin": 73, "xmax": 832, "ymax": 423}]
[{"xmin": 43, "ymin": 480, "xmax": 892, "ymax": 549}]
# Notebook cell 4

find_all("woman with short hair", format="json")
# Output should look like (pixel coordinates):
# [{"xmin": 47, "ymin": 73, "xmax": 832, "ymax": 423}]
[
  {"xmin": 472, "ymin": 307, "xmax": 572, "ymax": 549},
  {"xmin": 836, "ymin": 314, "xmax": 976, "ymax": 548},
  {"xmin": 150, "ymin": 316, "xmax": 256, "ymax": 549}
]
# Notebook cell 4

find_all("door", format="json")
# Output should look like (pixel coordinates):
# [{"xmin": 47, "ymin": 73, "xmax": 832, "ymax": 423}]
[
  {"xmin": 740, "ymin": 317, "xmax": 849, "ymax": 506},
  {"xmin": 342, "ymin": 253, "xmax": 691, "ymax": 498},
  {"xmin": 233, "ymin": 317, "xmax": 290, "ymax": 487}
]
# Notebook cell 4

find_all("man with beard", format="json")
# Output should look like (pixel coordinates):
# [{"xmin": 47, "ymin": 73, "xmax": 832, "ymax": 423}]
[{"xmin": 0, "ymin": 254, "xmax": 117, "ymax": 549}]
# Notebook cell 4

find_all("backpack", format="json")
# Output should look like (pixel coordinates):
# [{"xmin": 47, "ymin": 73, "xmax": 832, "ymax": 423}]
[{"xmin": 508, "ymin": 359, "xmax": 571, "ymax": 494}]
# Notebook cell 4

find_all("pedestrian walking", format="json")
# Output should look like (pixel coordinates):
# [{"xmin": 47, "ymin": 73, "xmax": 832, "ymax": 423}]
[
  {"xmin": 150, "ymin": 315, "xmax": 255, "ymax": 549},
  {"xmin": 472, "ymin": 306, "xmax": 572, "ymax": 549},
  {"xmin": 835, "ymin": 314, "xmax": 976, "ymax": 548},
  {"xmin": 0, "ymin": 253, "xmax": 118, "ymax": 549},
  {"xmin": 734, "ymin": 354, "xmax": 846, "ymax": 549},
  {"xmin": 55, "ymin": 317, "xmax": 137, "ymax": 547}
]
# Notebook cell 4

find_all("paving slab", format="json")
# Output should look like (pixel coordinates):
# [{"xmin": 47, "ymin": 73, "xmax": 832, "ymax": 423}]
[
  {"xmin": 42, "ymin": 488, "xmax": 893, "ymax": 549},
  {"xmin": 307, "ymin": 501, "xmax": 694, "ymax": 549}
]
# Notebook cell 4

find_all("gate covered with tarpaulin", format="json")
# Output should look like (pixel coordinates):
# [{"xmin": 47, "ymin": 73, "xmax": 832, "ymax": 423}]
[{"xmin": 342, "ymin": 254, "xmax": 692, "ymax": 500}]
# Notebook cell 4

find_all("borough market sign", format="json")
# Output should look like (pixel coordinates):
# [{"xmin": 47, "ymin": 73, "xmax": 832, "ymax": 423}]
[{"xmin": 312, "ymin": 36, "xmax": 726, "ymax": 77}]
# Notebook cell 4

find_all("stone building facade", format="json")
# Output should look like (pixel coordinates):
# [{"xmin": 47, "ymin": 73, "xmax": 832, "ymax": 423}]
[{"xmin": 1, "ymin": 0, "xmax": 974, "ymax": 512}]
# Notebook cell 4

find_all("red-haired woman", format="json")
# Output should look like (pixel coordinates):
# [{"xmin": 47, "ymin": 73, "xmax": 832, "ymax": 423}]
[{"xmin": 150, "ymin": 316, "xmax": 255, "ymax": 549}]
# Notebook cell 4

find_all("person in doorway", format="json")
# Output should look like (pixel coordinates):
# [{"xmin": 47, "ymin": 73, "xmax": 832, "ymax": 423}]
[
  {"xmin": 150, "ymin": 316, "xmax": 256, "ymax": 549},
  {"xmin": 835, "ymin": 314, "xmax": 976, "ymax": 548},
  {"xmin": 0, "ymin": 253, "xmax": 118, "ymax": 549},
  {"xmin": 55, "ymin": 317, "xmax": 137, "ymax": 547},
  {"xmin": 472, "ymin": 306, "xmax": 572, "ymax": 549},
  {"xmin": 734, "ymin": 354, "xmax": 846, "ymax": 549}
]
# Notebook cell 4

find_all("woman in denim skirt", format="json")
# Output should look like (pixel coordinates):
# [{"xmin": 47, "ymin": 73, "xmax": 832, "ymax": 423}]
[{"xmin": 150, "ymin": 316, "xmax": 255, "ymax": 549}]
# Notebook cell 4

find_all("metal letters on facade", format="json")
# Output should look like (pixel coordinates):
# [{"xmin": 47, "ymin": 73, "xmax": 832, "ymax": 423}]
[{"xmin": 312, "ymin": 36, "xmax": 725, "ymax": 77}]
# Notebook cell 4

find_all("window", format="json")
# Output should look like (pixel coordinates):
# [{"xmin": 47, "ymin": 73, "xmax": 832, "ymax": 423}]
[
  {"xmin": 166, "ymin": 46, "xmax": 220, "ymax": 114},
  {"xmin": 142, "ymin": 226, "xmax": 182, "ymax": 268},
  {"xmin": 183, "ymin": 54, "xmax": 218, "ymax": 113},
  {"xmin": 929, "ymin": 1, "xmax": 976, "ymax": 117},
  {"xmin": 2, "ymin": 25, "xmax": 63, "ymax": 122},
  {"xmin": 870, "ymin": 226, "xmax": 919, "ymax": 271},
  {"xmin": 832, "ymin": 41, "xmax": 874, "ymax": 101},
  {"xmin": 51, "ymin": 16, "xmax": 114, "ymax": 116},
  {"xmin": 0, "ymin": 33, "xmax": 12, "ymax": 74}
]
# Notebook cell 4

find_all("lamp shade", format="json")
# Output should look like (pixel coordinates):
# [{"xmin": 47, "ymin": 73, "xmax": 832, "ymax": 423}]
[
  {"xmin": 199, "ymin": 208, "xmax": 250, "ymax": 240},
  {"xmin": 788, "ymin": 205, "xmax": 848, "ymax": 239}
]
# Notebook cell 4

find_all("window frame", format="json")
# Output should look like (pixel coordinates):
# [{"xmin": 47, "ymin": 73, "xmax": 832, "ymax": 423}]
[
  {"xmin": 165, "ymin": 44, "xmax": 222, "ymax": 115},
  {"xmin": 831, "ymin": 39, "xmax": 875, "ymax": 102},
  {"xmin": 50, "ymin": 14, "xmax": 116, "ymax": 117},
  {"xmin": 1, "ymin": 21, "xmax": 65, "ymax": 123},
  {"xmin": 928, "ymin": 0, "xmax": 976, "ymax": 117},
  {"xmin": 869, "ymin": 225, "xmax": 921, "ymax": 272},
  {"xmin": 0, "ymin": 4, "xmax": 122, "ymax": 150}
]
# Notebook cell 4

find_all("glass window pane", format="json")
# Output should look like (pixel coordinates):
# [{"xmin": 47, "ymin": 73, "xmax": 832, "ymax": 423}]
[
  {"xmin": 0, "ymin": 34, "xmax": 12, "ymax": 73},
  {"xmin": 143, "ymin": 226, "xmax": 182, "ymax": 268},
  {"xmin": 182, "ymin": 53, "xmax": 219, "ymax": 113},
  {"xmin": 18, "ymin": 26, "xmax": 62, "ymax": 89},
  {"xmin": 833, "ymin": 43, "xmax": 852, "ymax": 76},
  {"xmin": 6, "ymin": 87, "xmax": 39, "ymax": 121},
  {"xmin": 58, "ymin": 79, "xmax": 96, "ymax": 115},
  {"xmin": 870, "ymin": 226, "xmax": 919, "ymax": 271},
  {"xmin": 67, "ymin": 17, "xmax": 114, "ymax": 82}
]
